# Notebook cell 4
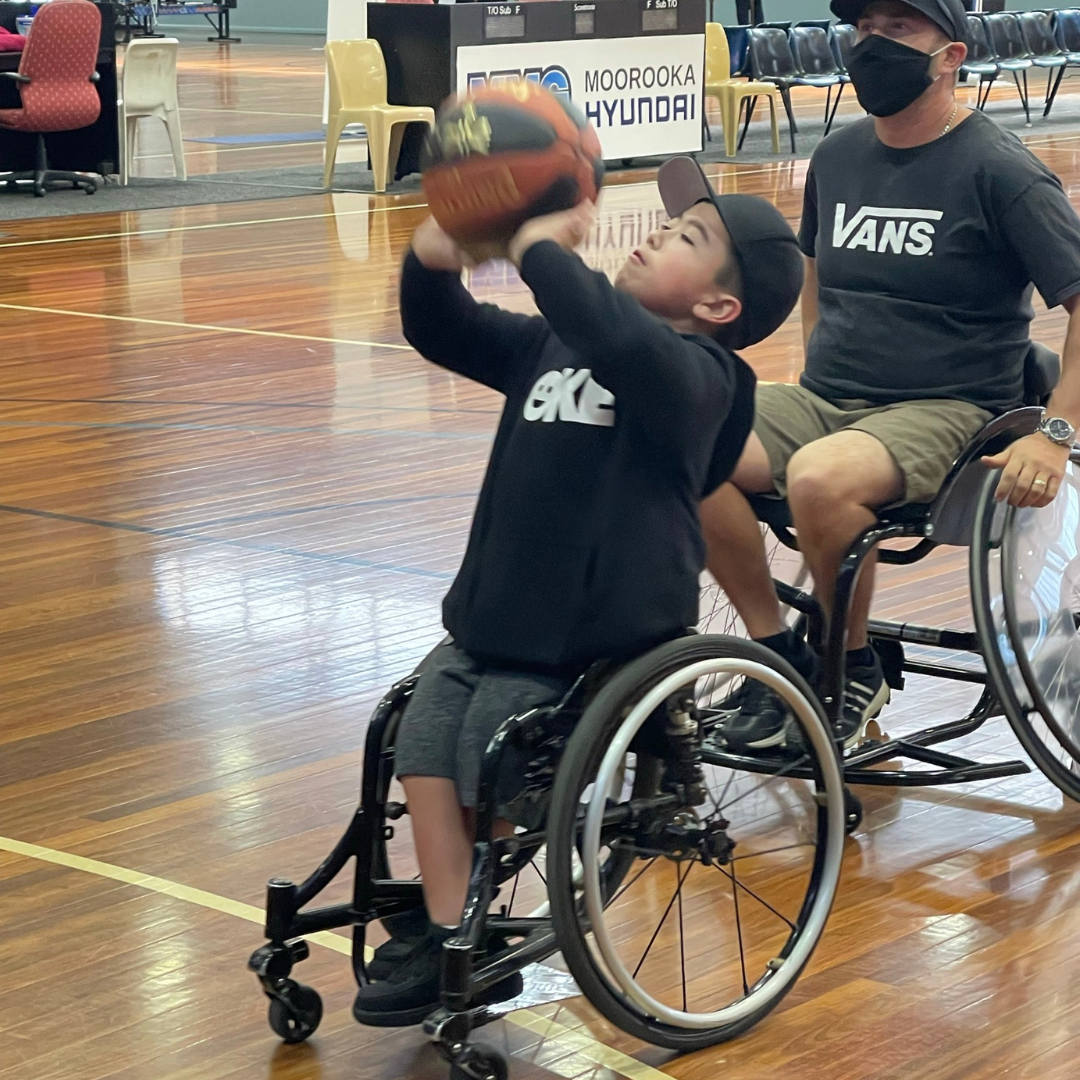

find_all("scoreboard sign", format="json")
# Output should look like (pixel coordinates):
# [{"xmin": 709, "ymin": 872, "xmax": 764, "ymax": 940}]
[{"xmin": 455, "ymin": 0, "xmax": 704, "ymax": 160}]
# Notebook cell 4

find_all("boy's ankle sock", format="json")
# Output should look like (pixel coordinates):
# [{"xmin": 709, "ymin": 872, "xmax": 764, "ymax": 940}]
[
  {"xmin": 846, "ymin": 645, "xmax": 876, "ymax": 669},
  {"xmin": 755, "ymin": 628, "xmax": 818, "ymax": 682}
]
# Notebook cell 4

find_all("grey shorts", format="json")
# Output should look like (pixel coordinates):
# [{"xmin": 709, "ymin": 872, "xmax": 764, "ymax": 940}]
[
  {"xmin": 754, "ymin": 383, "xmax": 994, "ymax": 505},
  {"xmin": 394, "ymin": 641, "xmax": 575, "ymax": 808}
]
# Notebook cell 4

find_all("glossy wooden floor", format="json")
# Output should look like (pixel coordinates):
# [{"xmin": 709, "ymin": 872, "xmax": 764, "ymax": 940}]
[{"xmin": 5, "ymin": 40, "xmax": 1080, "ymax": 1080}]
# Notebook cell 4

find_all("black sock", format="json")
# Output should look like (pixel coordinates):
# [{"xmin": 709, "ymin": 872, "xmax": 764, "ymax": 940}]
[
  {"xmin": 846, "ymin": 645, "xmax": 875, "ymax": 669},
  {"xmin": 755, "ymin": 628, "xmax": 818, "ymax": 681}
]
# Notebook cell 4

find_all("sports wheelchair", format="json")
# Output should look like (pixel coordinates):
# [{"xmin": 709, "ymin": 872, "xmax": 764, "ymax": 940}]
[{"xmin": 248, "ymin": 345, "xmax": 1080, "ymax": 1078}]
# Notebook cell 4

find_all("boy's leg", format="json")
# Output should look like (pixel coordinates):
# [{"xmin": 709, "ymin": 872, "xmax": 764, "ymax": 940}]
[
  {"xmin": 400, "ymin": 775, "xmax": 476, "ymax": 927},
  {"xmin": 700, "ymin": 434, "xmax": 787, "ymax": 641},
  {"xmin": 392, "ymin": 640, "xmax": 480, "ymax": 929}
]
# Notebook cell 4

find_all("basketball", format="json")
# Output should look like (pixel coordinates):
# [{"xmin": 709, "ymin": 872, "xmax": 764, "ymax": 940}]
[{"xmin": 421, "ymin": 83, "xmax": 604, "ymax": 248}]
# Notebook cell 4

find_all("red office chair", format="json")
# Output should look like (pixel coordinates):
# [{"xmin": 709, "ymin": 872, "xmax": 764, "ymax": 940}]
[{"xmin": 0, "ymin": 0, "xmax": 103, "ymax": 197}]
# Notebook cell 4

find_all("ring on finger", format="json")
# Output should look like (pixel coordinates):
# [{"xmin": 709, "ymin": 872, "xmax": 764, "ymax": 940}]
[{"xmin": 1033, "ymin": 477, "xmax": 1049, "ymax": 488}]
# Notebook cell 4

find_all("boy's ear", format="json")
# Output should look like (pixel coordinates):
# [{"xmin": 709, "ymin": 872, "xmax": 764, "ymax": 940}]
[{"xmin": 692, "ymin": 294, "xmax": 742, "ymax": 331}]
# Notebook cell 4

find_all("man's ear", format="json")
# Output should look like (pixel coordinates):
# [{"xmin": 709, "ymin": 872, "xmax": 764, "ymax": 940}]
[
  {"xmin": 939, "ymin": 39, "xmax": 967, "ymax": 75},
  {"xmin": 693, "ymin": 294, "xmax": 742, "ymax": 331}
]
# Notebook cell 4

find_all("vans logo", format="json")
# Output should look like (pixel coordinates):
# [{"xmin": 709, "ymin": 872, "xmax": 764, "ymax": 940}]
[
  {"xmin": 832, "ymin": 203, "xmax": 944, "ymax": 256},
  {"xmin": 524, "ymin": 368, "xmax": 615, "ymax": 427}
]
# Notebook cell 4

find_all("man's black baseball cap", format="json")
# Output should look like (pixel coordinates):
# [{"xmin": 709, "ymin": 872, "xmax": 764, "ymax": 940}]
[
  {"xmin": 656, "ymin": 156, "xmax": 803, "ymax": 351},
  {"xmin": 830, "ymin": 0, "xmax": 970, "ymax": 44}
]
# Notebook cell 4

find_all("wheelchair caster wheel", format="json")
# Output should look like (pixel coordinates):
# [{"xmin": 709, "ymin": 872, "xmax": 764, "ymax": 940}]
[
  {"xmin": 267, "ymin": 981, "xmax": 322, "ymax": 1043},
  {"xmin": 844, "ymin": 789, "xmax": 863, "ymax": 835},
  {"xmin": 449, "ymin": 1046, "xmax": 508, "ymax": 1080}
]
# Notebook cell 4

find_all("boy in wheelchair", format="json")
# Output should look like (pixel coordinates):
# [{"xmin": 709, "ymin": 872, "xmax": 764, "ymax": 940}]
[{"xmin": 351, "ymin": 157, "xmax": 803, "ymax": 1026}]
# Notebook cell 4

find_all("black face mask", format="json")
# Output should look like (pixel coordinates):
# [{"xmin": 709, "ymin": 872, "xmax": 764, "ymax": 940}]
[{"xmin": 847, "ymin": 34, "xmax": 946, "ymax": 118}]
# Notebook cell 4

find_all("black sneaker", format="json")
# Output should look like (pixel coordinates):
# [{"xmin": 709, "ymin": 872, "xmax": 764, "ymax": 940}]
[
  {"xmin": 718, "ymin": 678, "xmax": 794, "ymax": 752},
  {"xmin": 352, "ymin": 927, "xmax": 523, "ymax": 1028},
  {"xmin": 367, "ymin": 907, "xmax": 431, "ymax": 981},
  {"xmin": 837, "ymin": 651, "xmax": 890, "ymax": 748}
]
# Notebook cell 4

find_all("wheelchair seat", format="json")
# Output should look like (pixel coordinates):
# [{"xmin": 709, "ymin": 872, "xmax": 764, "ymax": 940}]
[
  {"xmin": 749, "ymin": 342, "xmax": 1058, "ymax": 550},
  {"xmin": 750, "ymin": 405, "xmax": 1043, "ymax": 549}
]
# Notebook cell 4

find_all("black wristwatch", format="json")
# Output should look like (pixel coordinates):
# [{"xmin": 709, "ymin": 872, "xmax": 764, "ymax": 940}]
[{"xmin": 1038, "ymin": 412, "xmax": 1077, "ymax": 447}]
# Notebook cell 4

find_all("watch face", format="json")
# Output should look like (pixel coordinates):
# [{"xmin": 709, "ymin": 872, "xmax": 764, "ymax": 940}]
[{"xmin": 1046, "ymin": 417, "xmax": 1074, "ymax": 443}]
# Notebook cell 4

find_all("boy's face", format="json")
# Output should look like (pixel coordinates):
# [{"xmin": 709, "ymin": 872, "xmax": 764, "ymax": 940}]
[{"xmin": 615, "ymin": 202, "xmax": 741, "ymax": 333}]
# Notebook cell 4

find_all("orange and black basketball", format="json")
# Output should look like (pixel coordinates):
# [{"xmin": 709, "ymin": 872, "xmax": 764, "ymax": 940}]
[{"xmin": 421, "ymin": 83, "xmax": 604, "ymax": 248}]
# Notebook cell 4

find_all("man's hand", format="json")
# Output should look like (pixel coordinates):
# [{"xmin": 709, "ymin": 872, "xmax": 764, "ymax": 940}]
[
  {"xmin": 508, "ymin": 202, "xmax": 596, "ymax": 268},
  {"xmin": 982, "ymin": 432, "xmax": 1071, "ymax": 507}
]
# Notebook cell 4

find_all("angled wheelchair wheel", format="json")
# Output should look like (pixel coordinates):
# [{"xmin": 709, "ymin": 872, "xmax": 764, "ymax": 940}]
[
  {"xmin": 699, "ymin": 530, "xmax": 808, "ymax": 637},
  {"xmin": 973, "ymin": 457, "xmax": 1080, "ymax": 800},
  {"xmin": 547, "ymin": 636, "xmax": 845, "ymax": 1051}
]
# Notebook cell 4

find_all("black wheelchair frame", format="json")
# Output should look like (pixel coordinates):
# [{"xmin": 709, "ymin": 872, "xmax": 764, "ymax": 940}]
[
  {"xmin": 250, "ymin": 348, "xmax": 1075, "ymax": 1077},
  {"xmin": 250, "ymin": 671, "xmax": 603, "ymax": 1080},
  {"xmin": 710, "ymin": 407, "xmax": 1044, "ymax": 818}
]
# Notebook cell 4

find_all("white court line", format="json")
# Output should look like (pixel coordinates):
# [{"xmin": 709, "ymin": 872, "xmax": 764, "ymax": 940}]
[
  {"xmin": 0, "ymin": 202, "xmax": 427, "ymax": 250},
  {"xmin": 0, "ymin": 301, "xmax": 414, "ymax": 352}
]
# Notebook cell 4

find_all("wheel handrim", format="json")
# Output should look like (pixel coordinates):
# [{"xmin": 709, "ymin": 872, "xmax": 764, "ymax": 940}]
[{"xmin": 580, "ymin": 657, "xmax": 845, "ymax": 1030}]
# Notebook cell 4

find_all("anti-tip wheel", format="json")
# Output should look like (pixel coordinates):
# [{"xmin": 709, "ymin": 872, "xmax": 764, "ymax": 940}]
[
  {"xmin": 267, "ymin": 981, "xmax": 323, "ymax": 1043},
  {"xmin": 449, "ymin": 1046, "xmax": 509, "ymax": 1080}
]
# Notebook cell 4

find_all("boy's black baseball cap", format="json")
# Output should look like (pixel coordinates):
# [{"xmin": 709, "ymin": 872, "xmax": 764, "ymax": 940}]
[
  {"xmin": 829, "ymin": 0, "xmax": 970, "ymax": 43},
  {"xmin": 657, "ymin": 155, "xmax": 803, "ymax": 350}
]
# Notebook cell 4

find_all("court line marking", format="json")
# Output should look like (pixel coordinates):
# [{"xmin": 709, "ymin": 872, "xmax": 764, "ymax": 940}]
[
  {"xmin": 0, "ymin": 834, "xmax": 672, "ymax": 1080},
  {"xmin": 0, "ymin": 203, "xmax": 429, "ymax": 251},
  {"xmin": 0, "ymin": 417, "xmax": 488, "ymax": 441},
  {"xmin": 0, "ymin": 122, "xmax": 1066, "ymax": 252},
  {"xmin": 0, "ymin": 502, "xmax": 458, "ymax": 580},
  {"xmin": 0, "ymin": 164, "xmax": 796, "ymax": 252},
  {"xmin": 180, "ymin": 108, "xmax": 325, "ymax": 118},
  {"xmin": 0, "ymin": 302, "xmax": 414, "ymax": 352}
]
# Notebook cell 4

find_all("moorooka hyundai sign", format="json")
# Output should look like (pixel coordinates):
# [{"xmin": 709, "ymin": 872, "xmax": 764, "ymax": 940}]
[{"xmin": 456, "ymin": 34, "xmax": 705, "ymax": 160}]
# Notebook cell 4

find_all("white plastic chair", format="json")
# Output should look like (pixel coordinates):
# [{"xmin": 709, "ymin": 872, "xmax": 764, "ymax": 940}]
[{"xmin": 119, "ymin": 37, "xmax": 185, "ymax": 184}]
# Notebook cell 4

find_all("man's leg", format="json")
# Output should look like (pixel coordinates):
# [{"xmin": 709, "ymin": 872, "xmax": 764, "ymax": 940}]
[
  {"xmin": 702, "ymin": 433, "xmax": 821, "ymax": 750},
  {"xmin": 784, "ymin": 430, "xmax": 903, "ymax": 734},
  {"xmin": 785, "ymin": 430, "xmax": 903, "ymax": 644}
]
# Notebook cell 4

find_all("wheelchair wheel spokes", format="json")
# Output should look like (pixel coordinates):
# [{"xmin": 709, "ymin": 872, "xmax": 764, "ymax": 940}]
[
  {"xmin": 699, "ymin": 531, "xmax": 808, "ymax": 638},
  {"xmin": 548, "ymin": 636, "xmax": 845, "ymax": 1051},
  {"xmin": 591, "ymin": 758, "xmax": 823, "ymax": 1026},
  {"xmin": 978, "ymin": 460, "xmax": 1080, "ymax": 798}
]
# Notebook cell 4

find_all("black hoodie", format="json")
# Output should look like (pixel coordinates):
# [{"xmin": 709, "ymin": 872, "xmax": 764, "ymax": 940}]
[{"xmin": 400, "ymin": 240, "xmax": 756, "ymax": 673}]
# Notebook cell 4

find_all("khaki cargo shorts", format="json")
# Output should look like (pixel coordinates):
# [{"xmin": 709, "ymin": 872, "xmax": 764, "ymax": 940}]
[{"xmin": 754, "ymin": 383, "xmax": 994, "ymax": 505}]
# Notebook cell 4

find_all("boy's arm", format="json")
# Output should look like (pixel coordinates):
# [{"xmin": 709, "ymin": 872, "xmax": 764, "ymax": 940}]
[
  {"xmin": 514, "ymin": 239, "xmax": 734, "ymax": 455},
  {"xmin": 401, "ymin": 219, "xmax": 546, "ymax": 395}
]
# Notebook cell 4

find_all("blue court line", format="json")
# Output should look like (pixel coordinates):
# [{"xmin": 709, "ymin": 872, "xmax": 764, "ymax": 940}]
[
  {"xmin": 0, "ymin": 396, "xmax": 502, "ymax": 417},
  {"xmin": 0, "ymin": 504, "xmax": 457, "ymax": 581},
  {"xmin": 184, "ymin": 130, "xmax": 364, "ymax": 146},
  {"xmin": 0, "ymin": 418, "xmax": 490, "ymax": 441}
]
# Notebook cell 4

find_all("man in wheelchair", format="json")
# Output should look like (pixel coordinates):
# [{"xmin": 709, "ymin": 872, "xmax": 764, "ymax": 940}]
[
  {"xmin": 702, "ymin": 0, "xmax": 1080, "ymax": 755},
  {"xmin": 351, "ymin": 160, "xmax": 803, "ymax": 1024}
]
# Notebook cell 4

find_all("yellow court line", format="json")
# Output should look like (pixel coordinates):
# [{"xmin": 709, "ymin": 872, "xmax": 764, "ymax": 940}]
[
  {"xmin": 0, "ymin": 833, "xmax": 352, "ymax": 954},
  {"xmin": 0, "ymin": 833, "xmax": 673, "ymax": 1080},
  {"xmin": 0, "ymin": 302, "xmax": 413, "ymax": 352}
]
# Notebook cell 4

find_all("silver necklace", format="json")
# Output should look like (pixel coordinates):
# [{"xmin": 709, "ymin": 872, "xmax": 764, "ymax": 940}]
[{"xmin": 940, "ymin": 103, "xmax": 958, "ymax": 138}]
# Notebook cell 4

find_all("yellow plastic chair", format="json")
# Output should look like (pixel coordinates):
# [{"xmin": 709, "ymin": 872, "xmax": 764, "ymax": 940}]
[
  {"xmin": 324, "ymin": 39, "xmax": 435, "ymax": 192},
  {"xmin": 705, "ymin": 23, "xmax": 781, "ymax": 158}
]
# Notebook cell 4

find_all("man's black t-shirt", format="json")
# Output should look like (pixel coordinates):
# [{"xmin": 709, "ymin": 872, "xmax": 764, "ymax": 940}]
[
  {"xmin": 399, "ymin": 243, "xmax": 755, "ymax": 673},
  {"xmin": 799, "ymin": 111, "xmax": 1080, "ymax": 411}
]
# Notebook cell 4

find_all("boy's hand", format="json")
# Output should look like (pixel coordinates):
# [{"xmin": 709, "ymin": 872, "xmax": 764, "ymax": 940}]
[
  {"xmin": 508, "ymin": 202, "xmax": 596, "ymax": 267},
  {"xmin": 411, "ymin": 216, "xmax": 510, "ymax": 271},
  {"xmin": 411, "ymin": 216, "xmax": 468, "ymax": 272}
]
